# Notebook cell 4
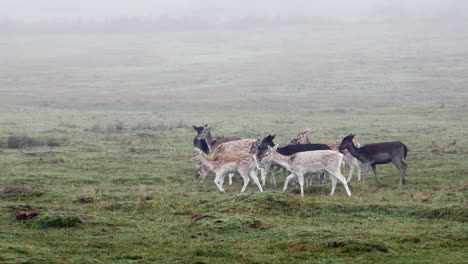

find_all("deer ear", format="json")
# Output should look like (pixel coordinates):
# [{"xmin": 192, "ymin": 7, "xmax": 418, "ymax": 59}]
[
  {"xmin": 273, "ymin": 144, "xmax": 279, "ymax": 151},
  {"xmin": 306, "ymin": 128, "xmax": 310, "ymax": 133},
  {"xmin": 193, "ymin": 125, "xmax": 198, "ymax": 130},
  {"xmin": 204, "ymin": 124, "xmax": 208, "ymax": 127},
  {"xmin": 271, "ymin": 134, "xmax": 276, "ymax": 140}
]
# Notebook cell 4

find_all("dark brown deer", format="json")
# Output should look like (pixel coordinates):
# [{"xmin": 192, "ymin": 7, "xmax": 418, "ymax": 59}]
[
  {"xmin": 338, "ymin": 134, "xmax": 408, "ymax": 185},
  {"xmin": 192, "ymin": 125, "xmax": 210, "ymax": 154}
]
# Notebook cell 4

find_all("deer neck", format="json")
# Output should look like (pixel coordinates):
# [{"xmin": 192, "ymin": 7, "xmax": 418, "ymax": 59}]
[
  {"xmin": 272, "ymin": 152, "xmax": 293, "ymax": 170},
  {"xmin": 204, "ymin": 131, "xmax": 214, "ymax": 153},
  {"xmin": 197, "ymin": 152, "xmax": 215, "ymax": 171},
  {"xmin": 345, "ymin": 140, "xmax": 360, "ymax": 158},
  {"xmin": 304, "ymin": 135, "xmax": 311, "ymax": 144}
]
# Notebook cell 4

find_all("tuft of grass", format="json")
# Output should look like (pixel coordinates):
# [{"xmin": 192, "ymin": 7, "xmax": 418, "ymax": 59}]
[
  {"xmin": 326, "ymin": 239, "xmax": 389, "ymax": 253},
  {"xmin": 6, "ymin": 136, "xmax": 44, "ymax": 148},
  {"xmin": 190, "ymin": 213, "xmax": 266, "ymax": 233},
  {"xmin": 0, "ymin": 187, "xmax": 44, "ymax": 199},
  {"xmin": 33, "ymin": 212, "xmax": 82, "ymax": 228}
]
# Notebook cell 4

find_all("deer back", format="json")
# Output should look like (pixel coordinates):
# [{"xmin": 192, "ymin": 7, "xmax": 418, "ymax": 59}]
[
  {"xmin": 291, "ymin": 150, "xmax": 343, "ymax": 170},
  {"xmin": 211, "ymin": 152, "xmax": 257, "ymax": 170},
  {"xmin": 211, "ymin": 136, "xmax": 242, "ymax": 151},
  {"xmin": 212, "ymin": 139, "xmax": 258, "ymax": 155}
]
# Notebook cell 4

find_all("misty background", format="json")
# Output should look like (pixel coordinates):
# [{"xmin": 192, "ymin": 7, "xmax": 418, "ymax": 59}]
[{"xmin": 0, "ymin": 0, "xmax": 467, "ymax": 111}]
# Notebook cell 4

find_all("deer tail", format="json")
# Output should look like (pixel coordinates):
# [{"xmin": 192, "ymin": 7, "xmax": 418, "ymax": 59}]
[{"xmin": 403, "ymin": 144, "xmax": 408, "ymax": 160}]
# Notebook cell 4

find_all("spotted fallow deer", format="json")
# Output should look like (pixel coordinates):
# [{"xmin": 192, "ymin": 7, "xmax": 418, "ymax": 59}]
[
  {"xmin": 193, "ymin": 124, "xmax": 242, "ymax": 183},
  {"xmin": 257, "ymin": 134, "xmax": 330, "ymax": 187},
  {"xmin": 197, "ymin": 125, "xmax": 241, "ymax": 153},
  {"xmin": 191, "ymin": 148, "xmax": 263, "ymax": 193},
  {"xmin": 291, "ymin": 129, "xmax": 362, "ymax": 182},
  {"xmin": 195, "ymin": 138, "xmax": 260, "ymax": 183},
  {"xmin": 260, "ymin": 145, "xmax": 351, "ymax": 197}
]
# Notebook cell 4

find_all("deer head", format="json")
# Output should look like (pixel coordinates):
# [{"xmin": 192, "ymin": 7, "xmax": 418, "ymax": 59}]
[
  {"xmin": 290, "ymin": 129, "xmax": 310, "ymax": 144},
  {"xmin": 193, "ymin": 124, "xmax": 210, "ymax": 140},
  {"xmin": 190, "ymin": 148, "xmax": 204, "ymax": 162},
  {"xmin": 338, "ymin": 134, "xmax": 355, "ymax": 152},
  {"xmin": 260, "ymin": 144, "xmax": 279, "ymax": 164},
  {"xmin": 258, "ymin": 134, "xmax": 276, "ymax": 151},
  {"xmin": 195, "ymin": 164, "xmax": 208, "ymax": 182}
]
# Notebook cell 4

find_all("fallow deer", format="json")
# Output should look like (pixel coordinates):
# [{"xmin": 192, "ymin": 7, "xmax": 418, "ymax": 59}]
[
  {"xmin": 191, "ymin": 148, "xmax": 263, "ymax": 193},
  {"xmin": 257, "ymin": 134, "xmax": 330, "ymax": 187},
  {"xmin": 291, "ymin": 129, "xmax": 362, "ymax": 182},
  {"xmin": 196, "ymin": 138, "xmax": 260, "ymax": 183},
  {"xmin": 193, "ymin": 125, "xmax": 210, "ymax": 154},
  {"xmin": 193, "ymin": 124, "xmax": 242, "ymax": 183},
  {"xmin": 260, "ymin": 145, "xmax": 351, "ymax": 197},
  {"xmin": 197, "ymin": 125, "xmax": 241, "ymax": 153},
  {"xmin": 338, "ymin": 134, "xmax": 408, "ymax": 185}
]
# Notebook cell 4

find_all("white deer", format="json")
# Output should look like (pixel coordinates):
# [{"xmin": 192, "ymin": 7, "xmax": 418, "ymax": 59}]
[
  {"xmin": 191, "ymin": 148, "xmax": 263, "ymax": 193},
  {"xmin": 291, "ymin": 129, "xmax": 362, "ymax": 182},
  {"xmin": 260, "ymin": 145, "xmax": 352, "ymax": 197}
]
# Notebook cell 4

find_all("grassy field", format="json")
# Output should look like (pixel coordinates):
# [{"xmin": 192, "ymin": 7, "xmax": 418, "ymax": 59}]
[{"xmin": 0, "ymin": 23, "xmax": 467, "ymax": 263}]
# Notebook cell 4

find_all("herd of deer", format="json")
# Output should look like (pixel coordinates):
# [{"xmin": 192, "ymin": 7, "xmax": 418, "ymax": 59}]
[{"xmin": 190, "ymin": 125, "xmax": 409, "ymax": 197}]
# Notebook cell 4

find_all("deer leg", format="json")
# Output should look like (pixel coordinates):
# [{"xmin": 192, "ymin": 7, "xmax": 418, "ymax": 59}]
[
  {"xmin": 261, "ymin": 164, "xmax": 270, "ymax": 186},
  {"xmin": 296, "ymin": 172, "xmax": 305, "ymax": 197},
  {"xmin": 239, "ymin": 169, "xmax": 251, "ymax": 193},
  {"xmin": 371, "ymin": 164, "xmax": 381, "ymax": 185},
  {"xmin": 249, "ymin": 169, "xmax": 264, "ymax": 192},
  {"xmin": 329, "ymin": 174, "xmax": 338, "ymax": 196},
  {"xmin": 392, "ymin": 159, "xmax": 407, "ymax": 185},
  {"xmin": 342, "ymin": 154, "xmax": 353, "ymax": 182},
  {"xmin": 283, "ymin": 173, "xmax": 296, "ymax": 192},
  {"xmin": 319, "ymin": 173, "xmax": 327, "ymax": 184},
  {"xmin": 363, "ymin": 163, "xmax": 371, "ymax": 182},
  {"xmin": 282, "ymin": 167, "xmax": 287, "ymax": 182},
  {"xmin": 353, "ymin": 158, "xmax": 362, "ymax": 182},
  {"xmin": 228, "ymin": 173, "xmax": 235, "ymax": 185},
  {"xmin": 271, "ymin": 167, "xmax": 277, "ymax": 187},
  {"xmin": 330, "ymin": 170, "xmax": 352, "ymax": 196},
  {"xmin": 214, "ymin": 172, "xmax": 226, "ymax": 193}
]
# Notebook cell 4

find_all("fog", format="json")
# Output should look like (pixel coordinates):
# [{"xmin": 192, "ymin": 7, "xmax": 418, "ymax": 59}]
[
  {"xmin": 1, "ymin": 0, "xmax": 467, "ymax": 110},
  {"xmin": 1, "ymin": 0, "xmax": 467, "ymax": 26}
]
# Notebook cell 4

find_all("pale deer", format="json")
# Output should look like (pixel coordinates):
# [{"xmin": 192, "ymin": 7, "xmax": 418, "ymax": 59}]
[
  {"xmin": 260, "ymin": 145, "xmax": 352, "ymax": 197},
  {"xmin": 291, "ymin": 129, "xmax": 362, "ymax": 182},
  {"xmin": 195, "ymin": 138, "xmax": 260, "ymax": 183},
  {"xmin": 191, "ymin": 148, "xmax": 263, "ymax": 193},
  {"xmin": 257, "ymin": 134, "xmax": 330, "ymax": 187}
]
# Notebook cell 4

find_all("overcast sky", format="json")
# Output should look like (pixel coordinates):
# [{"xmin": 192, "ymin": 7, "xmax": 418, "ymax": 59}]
[{"xmin": 1, "ymin": 0, "xmax": 467, "ymax": 23}]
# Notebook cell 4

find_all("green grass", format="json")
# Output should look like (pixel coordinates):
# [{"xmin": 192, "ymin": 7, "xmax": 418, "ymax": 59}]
[{"xmin": 0, "ymin": 105, "xmax": 466, "ymax": 264}]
